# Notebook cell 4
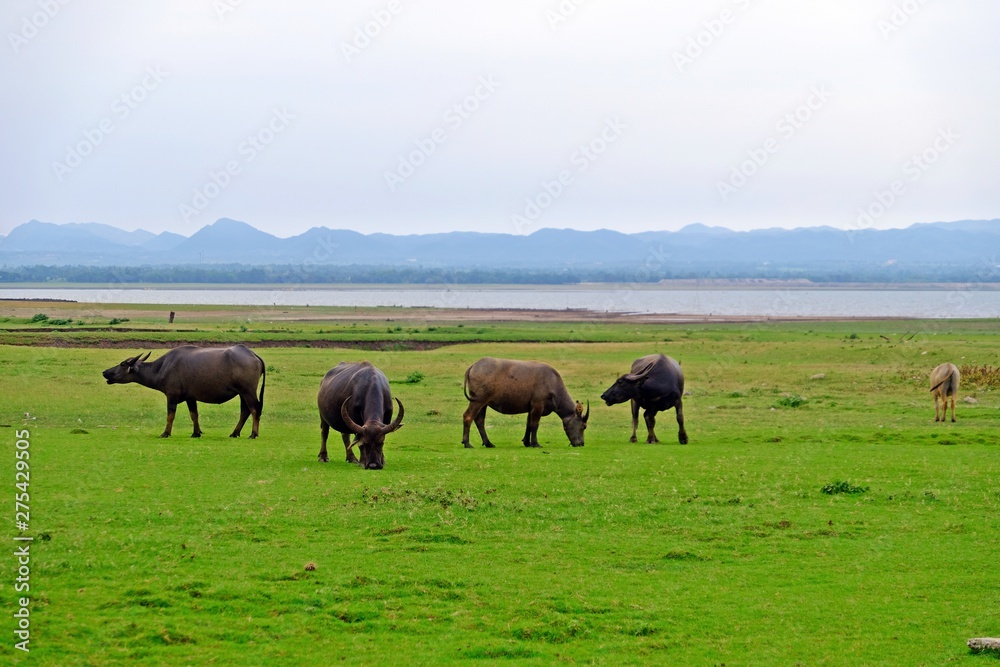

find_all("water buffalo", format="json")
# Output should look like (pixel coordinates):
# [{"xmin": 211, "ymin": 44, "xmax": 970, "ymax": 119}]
[
  {"xmin": 461, "ymin": 357, "xmax": 589, "ymax": 448},
  {"xmin": 317, "ymin": 361, "xmax": 404, "ymax": 469},
  {"xmin": 103, "ymin": 345, "xmax": 266, "ymax": 438},
  {"xmin": 930, "ymin": 362, "xmax": 960, "ymax": 422},
  {"xmin": 601, "ymin": 353, "xmax": 687, "ymax": 444}
]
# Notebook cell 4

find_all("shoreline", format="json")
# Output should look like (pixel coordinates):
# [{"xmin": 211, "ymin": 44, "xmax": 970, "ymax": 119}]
[{"xmin": 2, "ymin": 280, "xmax": 1000, "ymax": 292}]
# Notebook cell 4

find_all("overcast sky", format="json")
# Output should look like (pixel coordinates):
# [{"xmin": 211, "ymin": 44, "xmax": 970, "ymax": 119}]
[{"xmin": 2, "ymin": 1, "xmax": 997, "ymax": 238}]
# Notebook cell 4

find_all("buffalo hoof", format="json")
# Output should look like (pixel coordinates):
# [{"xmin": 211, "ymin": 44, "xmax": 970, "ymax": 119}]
[
  {"xmin": 483, "ymin": 443, "xmax": 495, "ymax": 449},
  {"xmin": 159, "ymin": 433, "xmax": 171, "ymax": 438},
  {"xmin": 463, "ymin": 442, "xmax": 474, "ymax": 449},
  {"xmin": 191, "ymin": 432, "xmax": 202, "ymax": 438},
  {"xmin": 646, "ymin": 437, "xmax": 659, "ymax": 444},
  {"xmin": 318, "ymin": 455, "xmax": 329, "ymax": 463},
  {"xmin": 678, "ymin": 436, "xmax": 689, "ymax": 445},
  {"xmin": 229, "ymin": 432, "xmax": 240, "ymax": 438},
  {"xmin": 629, "ymin": 436, "xmax": 637, "ymax": 443},
  {"xmin": 248, "ymin": 433, "xmax": 258, "ymax": 440}
]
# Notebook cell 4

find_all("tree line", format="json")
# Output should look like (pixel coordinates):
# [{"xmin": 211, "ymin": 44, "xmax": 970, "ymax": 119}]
[{"xmin": 0, "ymin": 262, "xmax": 996, "ymax": 285}]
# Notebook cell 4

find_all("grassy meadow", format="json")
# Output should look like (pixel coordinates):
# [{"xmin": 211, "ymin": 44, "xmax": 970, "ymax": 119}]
[{"xmin": 0, "ymin": 301, "xmax": 998, "ymax": 665}]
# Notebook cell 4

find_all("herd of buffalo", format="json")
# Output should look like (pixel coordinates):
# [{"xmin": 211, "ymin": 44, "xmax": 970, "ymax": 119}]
[{"xmin": 103, "ymin": 345, "xmax": 961, "ymax": 470}]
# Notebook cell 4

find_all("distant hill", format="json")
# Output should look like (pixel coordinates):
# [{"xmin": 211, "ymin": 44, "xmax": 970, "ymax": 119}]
[{"xmin": 1, "ymin": 217, "xmax": 998, "ymax": 282}]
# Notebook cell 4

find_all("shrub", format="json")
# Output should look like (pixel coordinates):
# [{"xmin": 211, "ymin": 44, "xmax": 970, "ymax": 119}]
[
  {"xmin": 30, "ymin": 313, "xmax": 49, "ymax": 323},
  {"xmin": 959, "ymin": 364, "xmax": 1000, "ymax": 390},
  {"xmin": 821, "ymin": 480, "xmax": 869, "ymax": 495},
  {"xmin": 774, "ymin": 394, "xmax": 808, "ymax": 408}
]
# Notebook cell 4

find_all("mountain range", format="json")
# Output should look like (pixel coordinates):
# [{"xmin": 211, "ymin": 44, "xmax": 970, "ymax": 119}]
[{"xmin": 1, "ymin": 218, "xmax": 998, "ymax": 277}]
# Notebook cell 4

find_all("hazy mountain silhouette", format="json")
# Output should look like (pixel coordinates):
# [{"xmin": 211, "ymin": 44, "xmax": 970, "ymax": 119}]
[{"xmin": 1, "ymin": 218, "xmax": 997, "ymax": 276}]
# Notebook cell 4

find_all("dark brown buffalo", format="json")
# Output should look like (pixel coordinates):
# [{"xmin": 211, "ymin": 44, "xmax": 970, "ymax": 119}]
[
  {"xmin": 600, "ymin": 353, "xmax": 687, "ymax": 444},
  {"xmin": 103, "ymin": 345, "xmax": 266, "ymax": 438},
  {"xmin": 317, "ymin": 361, "xmax": 404, "ymax": 470},
  {"xmin": 461, "ymin": 357, "xmax": 589, "ymax": 448}
]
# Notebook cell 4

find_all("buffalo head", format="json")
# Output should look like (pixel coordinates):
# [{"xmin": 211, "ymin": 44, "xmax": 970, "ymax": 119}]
[
  {"xmin": 561, "ymin": 400, "xmax": 590, "ymax": 447},
  {"xmin": 102, "ymin": 352, "xmax": 151, "ymax": 384},
  {"xmin": 600, "ymin": 362, "xmax": 654, "ymax": 406},
  {"xmin": 341, "ymin": 397, "xmax": 404, "ymax": 470}
]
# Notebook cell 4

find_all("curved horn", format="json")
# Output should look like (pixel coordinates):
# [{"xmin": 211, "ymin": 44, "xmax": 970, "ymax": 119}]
[
  {"xmin": 624, "ymin": 361, "xmax": 655, "ymax": 382},
  {"xmin": 340, "ymin": 398, "xmax": 363, "ymax": 435},
  {"xmin": 139, "ymin": 351, "xmax": 151, "ymax": 362},
  {"xmin": 583, "ymin": 399, "xmax": 590, "ymax": 423},
  {"xmin": 382, "ymin": 397, "xmax": 404, "ymax": 434}
]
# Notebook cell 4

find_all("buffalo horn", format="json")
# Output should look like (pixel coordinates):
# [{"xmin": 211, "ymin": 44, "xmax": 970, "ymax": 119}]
[
  {"xmin": 625, "ymin": 361, "xmax": 655, "ymax": 382},
  {"xmin": 583, "ymin": 400, "xmax": 590, "ymax": 423},
  {"xmin": 382, "ymin": 397, "xmax": 404, "ymax": 434},
  {"xmin": 340, "ymin": 398, "xmax": 364, "ymax": 435}
]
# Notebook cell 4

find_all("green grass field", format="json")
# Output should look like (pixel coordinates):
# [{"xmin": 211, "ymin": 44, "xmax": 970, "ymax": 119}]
[{"xmin": 0, "ymin": 303, "xmax": 998, "ymax": 665}]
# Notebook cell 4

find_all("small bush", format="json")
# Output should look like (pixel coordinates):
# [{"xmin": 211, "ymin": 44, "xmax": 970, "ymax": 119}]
[
  {"xmin": 774, "ymin": 394, "xmax": 808, "ymax": 408},
  {"xmin": 821, "ymin": 480, "xmax": 869, "ymax": 495},
  {"xmin": 960, "ymin": 364, "xmax": 1000, "ymax": 390},
  {"xmin": 403, "ymin": 371, "xmax": 425, "ymax": 384},
  {"xmin": 30, "ymin": 313, "xmax": 49, "ymax": 323},
  {"xmin": 108, "ymin": 317, "xmax": 130, "ymax": 325}
]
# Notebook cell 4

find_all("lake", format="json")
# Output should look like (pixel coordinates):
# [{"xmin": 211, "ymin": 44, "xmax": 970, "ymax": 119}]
[{"xmin": 2, "ymin": 285, "xmax": 999, "ymax": 319}]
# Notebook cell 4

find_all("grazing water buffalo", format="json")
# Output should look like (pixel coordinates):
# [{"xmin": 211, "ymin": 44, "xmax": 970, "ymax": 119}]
[
  {"xmin": 103, "ymin": 345, "xmax": 266, "ymax": 438},
  {"xmin": 317, "ymin": 361, "xmax": 404, "ymax": 469},
  {"xmin": 930, "ymin": 362, "xmax": 960, "ymax": 423},
  {"xmin": 461, "ymin": 357, "xmax": 589, "ymax": 448},
  {"xmin": 601, "ymin": 354, "xmax": 687, "ymax": 444}
]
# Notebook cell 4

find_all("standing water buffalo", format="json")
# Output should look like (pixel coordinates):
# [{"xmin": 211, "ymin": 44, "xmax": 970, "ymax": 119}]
[
  {"xmin": 461, "ymin": 357, "xmax": 589, "ymax": 448},
  {"xmin": 601, "ymin": 354, "xmax": 687, "ymax": 444},
  {"xmin": 317, "ymin": 361, "xmax": 404, "ymax": 470},
  {"xmin": 930, "ymin": 362, "xmax": 960, "ymax": 423},
  {"xmin": 103, "ymin": 345, "xmax": 266, "ymax": 438}
]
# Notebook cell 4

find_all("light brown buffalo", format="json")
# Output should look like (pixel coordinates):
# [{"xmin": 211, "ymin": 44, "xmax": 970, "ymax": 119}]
[
  {"xmin": 462, "ymin": 357, "xmax": 588, "ymax": 448},
  {"xmin": 930, "ymin": 362, "xmax": 960, "ymax": 422}
]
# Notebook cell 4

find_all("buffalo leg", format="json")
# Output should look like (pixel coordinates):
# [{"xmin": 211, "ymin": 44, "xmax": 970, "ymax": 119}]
[
  {"xmin": 934, "ymin": 393, "xmax": 942, "ymax": 422},
  {"xmin": 231, "ymin": 397, "xmax": 250, "ymax": 438},
  {"xmin": 161, "ymin": 400, "xmax": 178, "ymax": 438},
  {"xmin": 675, "ymin": 400, "xmax": 688, "ymax": 445},
  {"xmin": 249, "ymin": 398, "xmax": 261, "ymax": 439},
  {"xmin": 522, "ymin": 409, "xmax": 542, "ymax": 447},
  {"xmin": 474, "ymin": 408, "xmax": 494, "ymax": 448},
  {"xmin": 643, "ymin": 409, "xmax": 659, "ymax": 444},
  {"xmin": 462, "ymin": 402, "xmax": 492, "ymax": 448},
  {"xmin": 629, "ymin": 399, "xmax": 640, "ymax": 443},
  {"xmin": 949, "ymin": 393, "xmax": 957, "ymax": 422},
  {"xmin": 343, "ymin": 432, "xmax": 360, "ymax": 464},
  {"xmin": 318, "ymin": 420, "xmax": 330, "ymax": 462},
  {"xmin": 186, "ymin": 399, "xmax": 203, "ymax": 438}
]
